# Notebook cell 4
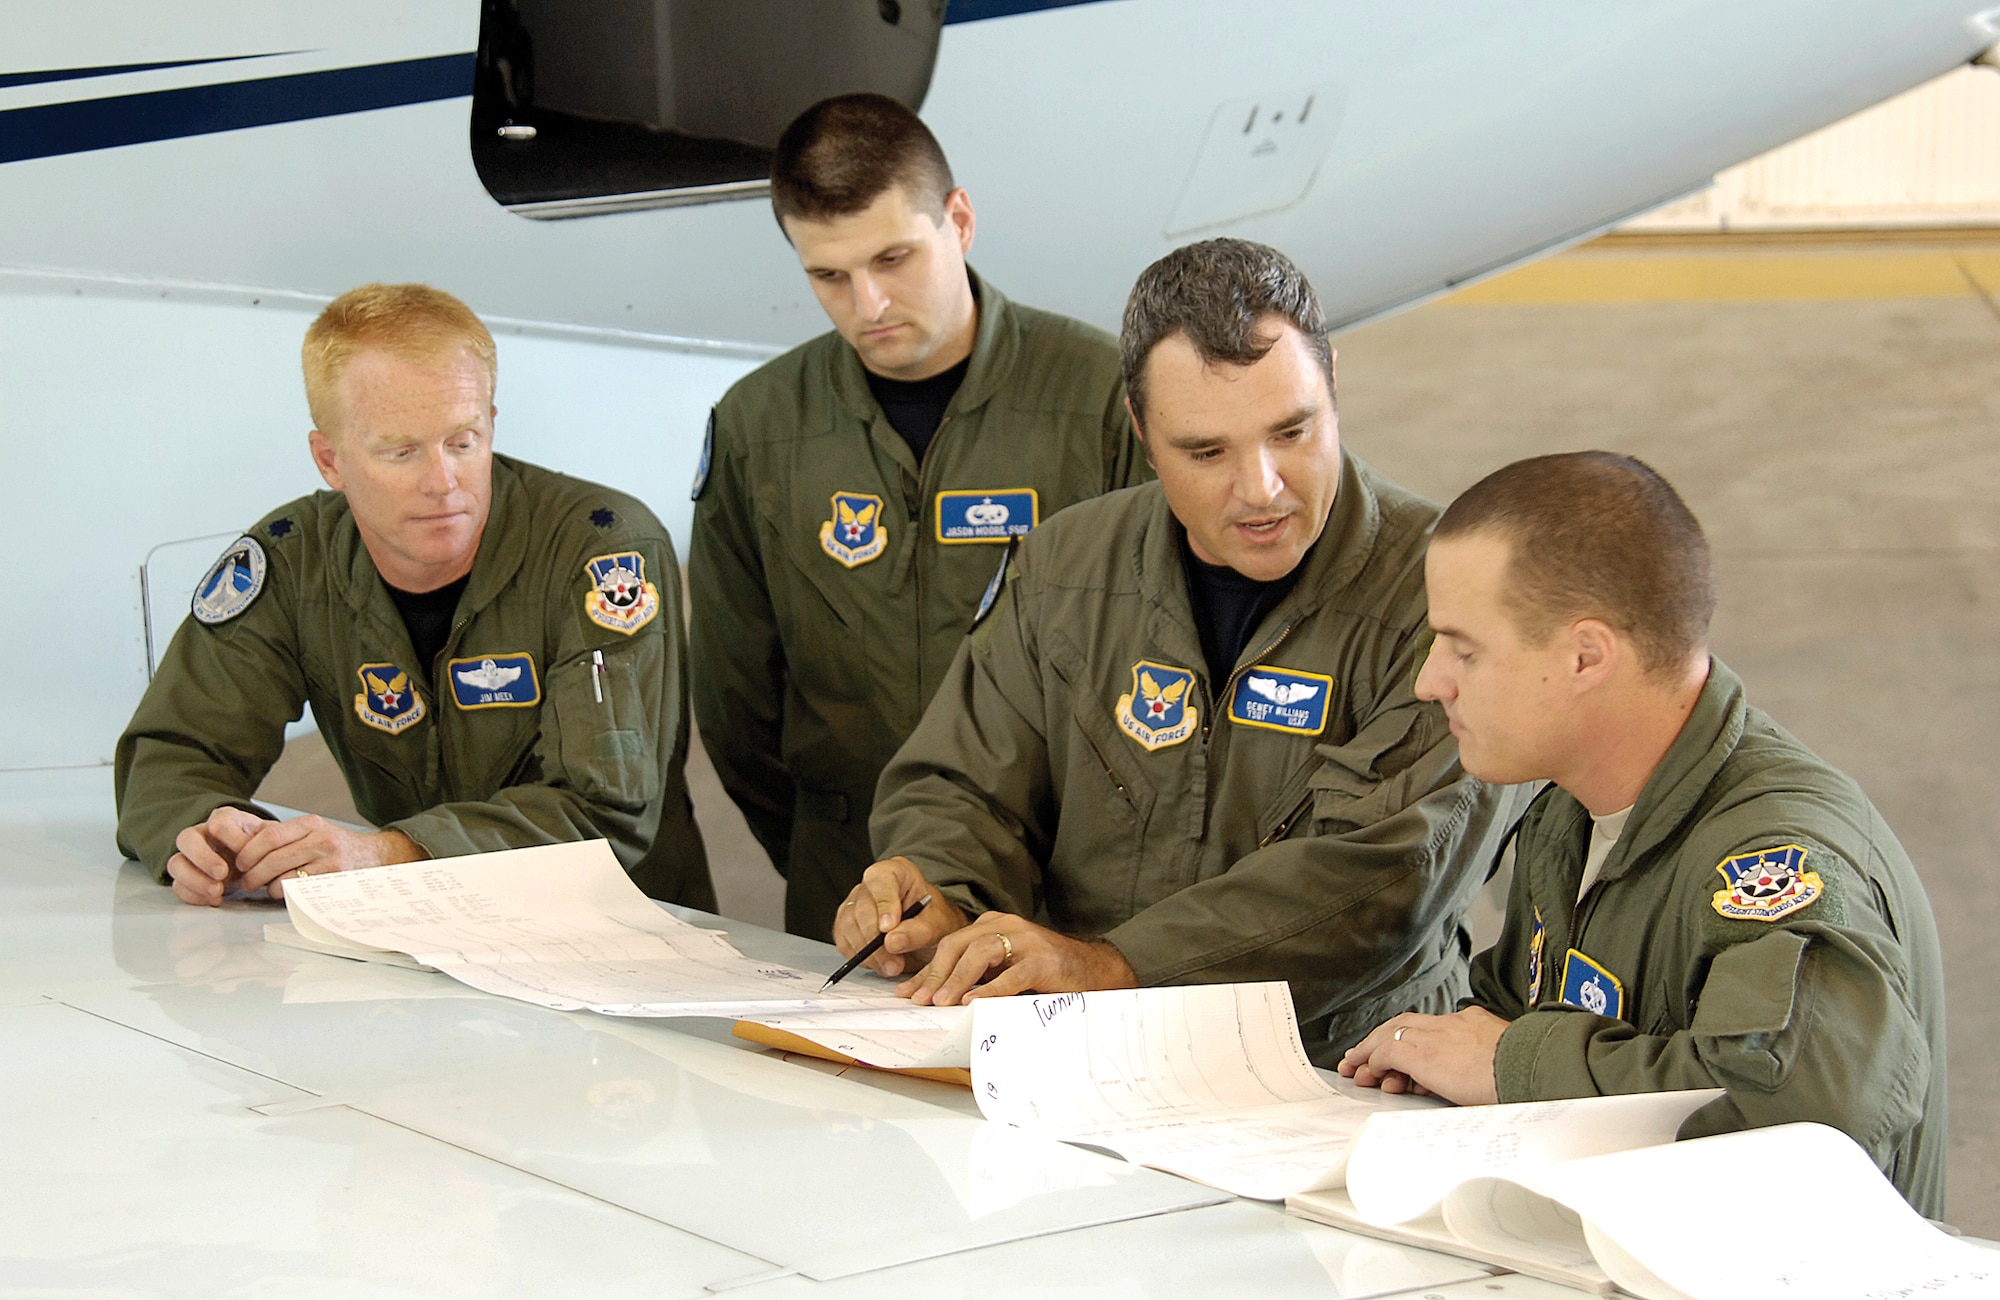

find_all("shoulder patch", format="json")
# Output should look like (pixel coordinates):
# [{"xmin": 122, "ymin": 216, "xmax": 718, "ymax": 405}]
[
  {"xmin": 820, "ymin": 491, "xmax": 888, "ymax": 568},
  {"xmin": 584, "ymin": 552, "xmax": 661, "ymax": 635},
  {"xmin": 190, "ymin": 536, "xmax": 267, "ymax": 625},
  {"xmin": 690, "ymin": 409, "xmax": 714, "ymax": 502},
  {"xmin": 1712, "ymin": 844, "xmax": 1823, "ymax": 923},
  {"xmin": 1116, "ymin": 660, "xmax": 1200, "ymax": 751},
  {"xmin": 970, "ymin": 541, "xmax": 1014, "ymax": 630}
]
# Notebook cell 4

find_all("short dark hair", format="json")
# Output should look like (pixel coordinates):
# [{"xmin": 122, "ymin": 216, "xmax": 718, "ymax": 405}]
[
  {"xmin": 1436, "ymin": 452, "xmax": 1717, "ymax": 676},
  {"xmin": 1120, "ymin": 239, "xmax": 1334, "ymax": 420},
  {"xmin": 770, "ymin": 93, "xmax": 954, "ymax": 227}
]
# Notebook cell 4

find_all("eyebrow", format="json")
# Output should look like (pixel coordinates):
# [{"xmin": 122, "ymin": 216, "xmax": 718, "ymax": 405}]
[{"xmin": 1164, "ymin": 404, "xmax": 1320, "ymax": 452}]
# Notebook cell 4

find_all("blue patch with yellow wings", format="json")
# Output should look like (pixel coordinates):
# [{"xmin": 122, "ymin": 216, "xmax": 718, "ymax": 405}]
[
  {"xmin": 820, "ymin": 491, "xmax": 887, "ymax": 567},
  {"xmin": 353, "ymin": 662, "xmax": 426, "ymax": 734},
  {"xmin": 1116, "ymin": 659, "xmax": 1199, "ymax": 751}
]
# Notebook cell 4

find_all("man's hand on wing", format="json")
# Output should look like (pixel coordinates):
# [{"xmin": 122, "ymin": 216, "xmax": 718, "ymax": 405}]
[
  {"xmin": 233, "ymin": 818, "xmax": 428, "ymax": 898},
  {"xmin": 166, "ymin": 806, "xmax": 270, "ymax": 906},
  {"xmin": 1336, "ymin": 1006, "xmax": 1511, "ymax": 1106},
  {"xmin": 831, "ymin": 857, "xmax": 971, "ymax": 977},
  {"xmin": 898, "ymin": 913, "xmax": 1137, "ymax": 1007}
]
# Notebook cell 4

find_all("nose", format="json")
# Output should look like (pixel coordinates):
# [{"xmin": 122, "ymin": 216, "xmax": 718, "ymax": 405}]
[
  {"xmin": 1233, "ymin": 446, "xmax": 1284, "ymax": 509},
  {"xmin": 1413, "ymin": 637, "xmax": 1450, "ymax": 703},
  {"xmin": 850, "ymin": 272, "xmax": 890, "ymax": 323},
  {"xmin": 419, "ymin": 445, "xmax": 458, "ymax": 496}
]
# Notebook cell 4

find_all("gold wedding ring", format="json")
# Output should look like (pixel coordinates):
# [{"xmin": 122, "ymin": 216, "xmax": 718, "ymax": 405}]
[{"xmin": 997, "ymin": 933, "xmax": 1014, "ymax": 963}]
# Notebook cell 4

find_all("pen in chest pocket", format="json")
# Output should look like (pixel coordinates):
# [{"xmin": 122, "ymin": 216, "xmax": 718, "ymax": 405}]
[{"xmin": 591, "ymin": 649, "xmax": 605, "ymax": 704}]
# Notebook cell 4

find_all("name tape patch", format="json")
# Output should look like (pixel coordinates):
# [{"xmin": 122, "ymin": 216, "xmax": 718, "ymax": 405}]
[
  {"xmin": 936, "ymin": 489, "xmax": 1038, "ymax": 543},
  {"xmin": 821, "ymin": 491, "xmax": 887, "ymax": 567},
  {"xmin": 190, "ymin": 536, "xmax": 267, "ymax": 625},
  {"xmin": 449, "ymin": 652, "xmax": 540, "ymax": 709},
  {"xmin": 1117, "ymin": 659, "xmax": 1199, "ymax": 751},
  {"xmin": 354, "ymin": 662, "xmax": 426, "ymax": 735},
  {"xmin": 1560, "ymin": 948, "xmax": 1624, "ymax": 1020},
  {"xmin": 1712, "ymin": 844, "xmax": 1823, "ymax": 922},
  {"xmin": 1229, "ymin": 666, "xmax": 1333, "ymax": 735}
]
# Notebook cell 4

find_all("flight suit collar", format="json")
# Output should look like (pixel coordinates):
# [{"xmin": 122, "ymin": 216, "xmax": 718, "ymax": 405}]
[
  {"xmin": 827, "ymin": 266, "xmax": 1018, "ymax": 475},
  {"xmin": 1580, "ymin": 656, "xmax": 1748, "ymax": 888},
  {"xmin": 1134, "ymin": 450, "xmax": 1382, "ymax": 677},
  {"xmin": 333, "ymin": 453, "xmax": 531, "ymax": 660}
]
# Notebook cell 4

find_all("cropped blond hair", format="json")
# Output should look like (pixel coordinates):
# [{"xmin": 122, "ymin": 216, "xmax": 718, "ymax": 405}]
[{"xmin": 301, "ymin": 283, "xmax": 497, "ymax": 433}]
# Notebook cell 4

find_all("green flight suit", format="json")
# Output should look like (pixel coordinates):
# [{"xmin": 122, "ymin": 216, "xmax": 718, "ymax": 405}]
[
  {"xmin": 1471, "ymin": 658, "xmax": 1947, "ymax": 1217},
  {"xmin": 688, "ymin": 271, "xmax": 1148, "ymax": 938},
  {"xmin": 870, "ymin": 455, "xmax": 1524, "ymax": 1065},
  {"xmin": 115, "ymin": 454, "xmax": 715, "ymax": 906}
]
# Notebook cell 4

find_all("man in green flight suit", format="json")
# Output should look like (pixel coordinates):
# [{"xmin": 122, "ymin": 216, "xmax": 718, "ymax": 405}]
[
  {"xmin": 688, "ymin": 93, "xmax": 1147, "ymax": 938},
  {"xmin": 1338, "ymin": 452, "xmax": 1947, "ymax": 1216},
  {"xmin": 832, "ymin": 239, "xmax": 1521, "ymax": 1065},
  {"xmin": 116, "ymin": 283, "xmax": 714, "ymax": 909}
]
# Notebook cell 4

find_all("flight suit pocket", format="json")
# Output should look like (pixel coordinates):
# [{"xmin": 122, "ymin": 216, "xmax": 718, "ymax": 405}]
[
  {"xmin": 1308, "ymin": 703, "xmax": 1450, "ymax": 832},
  {"xmin": 1690, "ymin": 929, "xmax": 1809, "ymax": 1087},
  {"xmin": 549, "ymin": 655, "xmax": 658, "ymax": 811}
]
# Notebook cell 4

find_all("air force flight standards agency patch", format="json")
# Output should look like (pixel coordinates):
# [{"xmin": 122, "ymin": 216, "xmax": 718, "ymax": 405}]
[
  {"xmin": 1712, "ymin": 844, "xmax": 1823, "ymax": 922},
  {"xmin": 820, "ymin": 491, "xmax": 887, "ymax": 568},
  {"xmin": 584, "ymin": 552, "xmax": 661, "ymax": 635},
  {"xmin": 190, "ymin": 536, "xmax": 266, "ymax": 625},
  {"xmin": 1116, "ymin": 660, "xmax": 1199, "ymax": 751}
]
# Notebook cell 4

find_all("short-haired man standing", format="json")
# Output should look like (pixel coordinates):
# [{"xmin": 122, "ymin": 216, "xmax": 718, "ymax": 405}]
[
  {"xmin": 117, "ymin": 283, "xmax": 714, "ymax": 908},
  {"xmin": 689, "ymin": 93, "xmax": 1147, "ymax": 938},
  {"xmin": 1338, "ymin": 452, "xmax": 1947, "ymax": 1216},
  {"xmin": 833, "ymin": 240, "xmax": 1518, "ymax": 1064}
]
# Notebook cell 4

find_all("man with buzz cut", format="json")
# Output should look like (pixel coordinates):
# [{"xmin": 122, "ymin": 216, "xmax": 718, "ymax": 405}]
[
  {"xmin": 689, "ymin": 91, "xmax": 1148, "ymax": 939},
  {"xmin": 1338, "ymin": 452, "xmax": 1947, "ymax": 1216},
  {"xmin": 116, "ymin": 282, "xmax": 714, "ymax": 909},
  {"xmin": 831, "ymin": 239, "xmax": 1521, "ymax": 1066}
]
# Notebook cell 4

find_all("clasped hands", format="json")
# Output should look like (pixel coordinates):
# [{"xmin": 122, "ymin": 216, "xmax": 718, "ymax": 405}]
[
  {"xmin": 831, "ymin": 856, "xmax": 1135, "ymax": 1004},
  {"xmin": 167, "ymin": 805, "xmax": 427, "ymax": 907},
  {"xmin": 1334, "ymin": 1005, "xmax": 1512, "ymax": 1106}
]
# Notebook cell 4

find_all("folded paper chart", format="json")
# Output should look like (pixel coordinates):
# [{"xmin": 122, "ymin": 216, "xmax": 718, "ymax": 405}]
[
  {"xmin": 1297, "ymin": 1116, "xmax": 1997, "ymax": 1300},
  {"xmin": 277, "ymin": 840, "xmax": 970, "ymax": 1069}
]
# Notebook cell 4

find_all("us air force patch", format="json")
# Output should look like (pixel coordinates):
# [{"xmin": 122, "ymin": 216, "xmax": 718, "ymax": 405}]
[
  {"xmin": 1526, "ymin": 907, "xmax": 1546, "ymax": 1003},
  {"xmin": 448, "ymin": 653, "xmax": 540, "ymax": 709},
  {"xmin": 1116, "ymin": 660, "xmax": 1198, "ymax": 751},
  {"xmin": 935, "ymin": 489, "xmax": 1037, "ymax": 543},
  {"xmin": 1711, "ymin": 844, "xmax": 1822, "ymax": 922},
  {"xmin": 1229, "ymin": 665, "xmax": 1333, "ymax": 735},
  {"xmin": 971, "ymin": 542, "xmax": 1013, "ymax": 631},
  {"xmin": 820, "ymin": 491, "xmax": 887, "ymax": 568},
  {"xmin": 584, "ymin": 552, "xmax": 660, "ymax": 635},
  {"xmin": 690, "ymin": 409, "xmax": 714, "ymax": 502},
  {"xmin": 1559, "ymin": 948, "xmax": 1624, "ymax": 1020},
  {"xmin": 354, "ymin": 663, "xmax": 426, "ymax": 734},
  {"xmin": 190, "ymin": 536, "xmax": 266, "ymax": 625}
]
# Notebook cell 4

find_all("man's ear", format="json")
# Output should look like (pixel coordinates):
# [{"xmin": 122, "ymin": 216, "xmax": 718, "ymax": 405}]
[
  {"xmin": 1568, "ymin": 618, "xmax": 1620, "ymax": 689},
  {"xmin": 943, "ymin": 187, "xmax": 976, "ymax": 254},
  {"xmin": 308, "ymin": 429, "xmax": 343, "ymax": 491}
]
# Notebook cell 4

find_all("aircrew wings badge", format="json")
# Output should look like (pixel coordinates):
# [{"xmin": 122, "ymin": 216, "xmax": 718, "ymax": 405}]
[
  {"xmin": 1116, "ymin": 660, "xmax": 1199, "ymax": 751},
  {"xmin": 354, "ymin": 662, "xmax": 426, "ymax": 734},
  {"xmin": 584, "ymin": 552, "xmax": 660, "ymax": 635},
  {"xmin": 820, "ymin": 491, "xmax": 887, "ymax": 568},
  {"xmin": 190, "ymin": 536, "xmax": 266, "ymax": 625},
  {"xmin": 1559, "ymin": 948, "xmax": 1624, "ymax": 1020},
  {"xmin": 1229, "ymin": 665, "xmax": 1333, "ymax": 735},
  {"xmin": 448, "ymin": 652, "xmax": 540, "ymax": 709},
  {"xmin": 1711, "ymin": 844, "xmax": 1822, "ymax": 922}
]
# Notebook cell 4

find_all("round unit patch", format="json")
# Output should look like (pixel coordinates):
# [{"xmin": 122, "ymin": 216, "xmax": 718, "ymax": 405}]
[{"xmin": 190, "ymin": 536, "xmax": 267, "ymax": 625}]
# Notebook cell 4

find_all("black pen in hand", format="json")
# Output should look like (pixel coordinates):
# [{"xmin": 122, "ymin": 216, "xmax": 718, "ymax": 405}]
[{"xmin": 820, "ymin": 895, "xmax": 931, "ymax": 990}]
